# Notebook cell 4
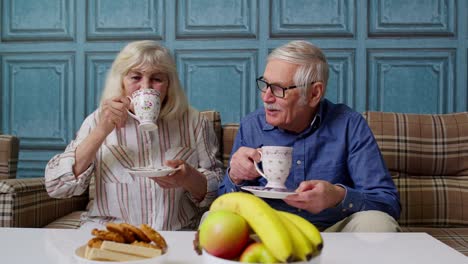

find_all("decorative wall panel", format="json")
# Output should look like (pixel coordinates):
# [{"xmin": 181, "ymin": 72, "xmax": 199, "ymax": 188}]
[
  {"xmin": 85, "ymin": 53, "xmax": 116, "ymax": 115},
  {"xmin": 323, "ymin": 50, "xmax": 355, "ymax": 108},
  {"xmin": 176, "ymin": 50, "xmax": 257, "ymax": 124},
  {"xmin": 1, "ymin": 53, "xmax": 74, "ymax": 176},
  {"xmin": 1, "ymin": 53, "xmax": 75, "ymax": 148},
  {"xmin": 271, "ymin": 0, "xmax": 355, "ymax": 37},
  {"xmin": 369, "ymin": 0, "xmax": 455, "ymax": 36},
  {"xmin": 87, "ymin": 0, "xmax": 164, "ymax": 40},
  {"xmin": 2, "ymin": 0, "xmax": 75, "ymax": 41},
  {"xmin": 368, "ymin": 50, "xmax": 455, "ymax": 113},
  {"xmin": 1, "ymin": 0, "xmax": 467, "ymax": 178},
  {"xmin": 177, "ymin": 0, "xmax": 257, "ymax": 38},
  {"xmin": 18, "ymin": 150, "xmax": 60, "ymax": 178}
]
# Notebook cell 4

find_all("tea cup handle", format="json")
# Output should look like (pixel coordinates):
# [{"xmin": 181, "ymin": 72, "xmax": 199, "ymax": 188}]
[
  {"xmin": 126, "ymin": 96, "xmax": 140, "ymax": 121},
  {"xmin": 253, "ymin": 150, "xmax": 267, "ymax": 179}
]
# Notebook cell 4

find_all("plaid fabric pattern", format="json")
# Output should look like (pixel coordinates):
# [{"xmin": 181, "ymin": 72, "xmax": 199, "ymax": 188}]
[
  {"xmin": 200, "ymin": 111, "xmax": 222, "ymax": 163},
  {"xmin": 365, "ymin": 111, "xmax": 468, "ymax": 227},
  {"xmin": 0, "ymin": 135, "xmax": 19, "ymax": 179},
  {"xmin": 0, "ymin": 178, "xmax": 88, "ymax": 227},
  {"xmin": 402, "ymin": 226, "xmax": 468, "ymax": 256},
  {"xmin": 222, "ymin": 123, "xmax": 240, "ymax": 168}
]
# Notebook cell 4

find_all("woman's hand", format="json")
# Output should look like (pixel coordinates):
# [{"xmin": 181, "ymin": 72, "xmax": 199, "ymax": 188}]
[
  {"xmin": 151, "ymin": 160, "xmax": 207, "ymax": 201},
  {"xmin": 150, "ymin": 160, "xmax": 188, "ymax": 188},
  {"xmin": 97, "ymin": 96, "xmax": 131, "ymax": 136}
]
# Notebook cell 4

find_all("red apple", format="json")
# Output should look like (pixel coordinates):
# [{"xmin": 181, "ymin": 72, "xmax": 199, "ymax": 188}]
[
  {"xmin": 239, "ymin": 242, "xmax": 279, "ymax": 263},
  {"xmin": 199, "ymin": 210, "xmax": 250, "ymax": 259}
]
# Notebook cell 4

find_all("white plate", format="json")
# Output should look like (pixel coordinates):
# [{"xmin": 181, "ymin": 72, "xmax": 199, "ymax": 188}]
[
  {"xmin": 241, "ymin": 186, "xmax": 296, "ymax": 199},
  {"xmin": 74, "ymin": 245, "xmax": 166, "ymax": 264},
  {"xmin": 126, "ymin": 167, "xmax": 179, "ymax": 177}
]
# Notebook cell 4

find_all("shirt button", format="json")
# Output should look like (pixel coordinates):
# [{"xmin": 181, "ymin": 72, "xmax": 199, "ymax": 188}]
[
  {"xmin": 342, "ymin": 209, "xmax": 347, "ymax": 212},
  {"xmin": 296, "ymin": 160, "xmax": 302, "ymax": 165},
  {"xmin": 349, "ymin": 203, "xmax": 353, "ymax": 208}
]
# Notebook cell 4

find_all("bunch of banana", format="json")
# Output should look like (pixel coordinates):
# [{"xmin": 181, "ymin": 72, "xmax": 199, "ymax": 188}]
[{"xmin": 209, "ymin": 192, "xmax": 323, "ymax": 262}]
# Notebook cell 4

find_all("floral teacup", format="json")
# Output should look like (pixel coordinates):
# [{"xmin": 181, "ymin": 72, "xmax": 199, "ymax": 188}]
[{"xmin": 127, "ymin": 88, "xmax": 160, "ymax": 131}]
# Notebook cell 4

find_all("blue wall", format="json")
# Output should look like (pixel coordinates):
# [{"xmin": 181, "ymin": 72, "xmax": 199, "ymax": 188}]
[{"xmin": 1, "ymin": 0, "xmax": 467, "ymax": 178}]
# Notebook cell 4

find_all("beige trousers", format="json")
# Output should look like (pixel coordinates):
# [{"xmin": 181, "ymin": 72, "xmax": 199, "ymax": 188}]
[
  {"xmin": 324, "ymin": 210, "xmax": 401, "ymax": 232},
  {"xmin": 200, "ymin": 210, "xmax": 400, "ymax": 232}
]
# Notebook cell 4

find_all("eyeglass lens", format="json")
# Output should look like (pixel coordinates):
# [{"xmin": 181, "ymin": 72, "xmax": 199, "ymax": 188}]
[{"xmin": 257, "ymin": 79, "xmax": 284, "ymax": 98}]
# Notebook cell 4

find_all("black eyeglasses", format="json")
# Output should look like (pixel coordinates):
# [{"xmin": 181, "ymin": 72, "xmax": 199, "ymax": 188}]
[{"xmin": 256, "ymin": 76, "xmax": 315, "ymax": 98}]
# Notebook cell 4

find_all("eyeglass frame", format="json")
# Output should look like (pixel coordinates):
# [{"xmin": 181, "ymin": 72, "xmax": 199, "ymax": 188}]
[{"xmin": 256, "ymin": 76, "xmax": 316, "ymax": 98}]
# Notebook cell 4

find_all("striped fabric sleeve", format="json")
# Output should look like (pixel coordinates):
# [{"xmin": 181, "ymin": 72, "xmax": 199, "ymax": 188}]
[
  {"xmin": 44, "ymin": 114, "xmax": 97, "ymax": 198},
  {"xmin": 186, "ymin": 112, "xmax": 224, "ymax": 208}
]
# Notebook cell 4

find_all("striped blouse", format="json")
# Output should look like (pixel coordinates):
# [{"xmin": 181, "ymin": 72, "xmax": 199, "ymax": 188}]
[{"xmin": 45, "ymin": 107, "xmax": 223, "ymax": 230}]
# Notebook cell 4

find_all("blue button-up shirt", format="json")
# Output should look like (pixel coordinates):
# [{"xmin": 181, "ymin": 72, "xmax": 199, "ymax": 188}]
[{"xmin": 218, "ymin": 99, "xmax": 401, "ymax": 229}]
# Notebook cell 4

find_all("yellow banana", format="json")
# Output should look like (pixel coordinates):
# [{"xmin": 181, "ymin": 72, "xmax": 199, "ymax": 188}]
[
  {"xmin": 277, "ymin": 210, "xmax": 324, "ymax": 253},
  {"xmin": 275, "ymin": 211, "xmax": 314, "ymax": 261},
  {"xmin": 210, "ymin": 192, "xmax": 293, "ymax": 262}
]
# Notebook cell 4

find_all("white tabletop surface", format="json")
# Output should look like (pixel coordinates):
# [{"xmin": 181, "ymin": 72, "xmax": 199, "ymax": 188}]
[{"xmin": 0, "ymin": 228, "xmax": 466, "ymax": 264}]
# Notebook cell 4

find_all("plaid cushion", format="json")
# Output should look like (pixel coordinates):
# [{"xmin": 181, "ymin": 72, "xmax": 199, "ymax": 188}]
[
  {"xmin": 0, "ymin": 135, "xmax": 19, "ymax": 179},
  {"xmin": 364, "ymin": 112, "xmax": 468, "ymax": 176},
  {"xmin": 0, "ymin": 178, "xmax": 88, "ymax": 227},
  {"xmin": 200, "ymin": 111, "xmax": 222, "ymax": 163},
  {"xmin": 365, "ymin": 112, "xmax": 468, "ymax": 227},
  {"xmin": 222, "ymin": 124, "xmax": 239, "ymax": 168},
  {"xmin": 402, "ymin": 226, "xmax": 468, "ymax": 256}
]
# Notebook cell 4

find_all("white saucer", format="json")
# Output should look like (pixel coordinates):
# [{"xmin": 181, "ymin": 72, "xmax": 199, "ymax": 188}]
[
  {"xmin": 241, "ymin": 186, "xmax": 296, "ymax": 199},
  {"xmin": 126, "ymin": 167, "xmax": 179, "ymax": 178}
]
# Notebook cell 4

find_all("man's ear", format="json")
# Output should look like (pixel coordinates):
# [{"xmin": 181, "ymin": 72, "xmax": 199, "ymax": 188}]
[{"xmin": 307, "ymin": 82, "xmax": 324, "ymax": 107}]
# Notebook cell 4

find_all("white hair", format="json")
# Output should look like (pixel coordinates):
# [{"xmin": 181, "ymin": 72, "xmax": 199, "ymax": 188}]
[
  {"xmin": 268, "ymin": 40, "xmax": 329, "ymax": 102},
  {"xmin": 100, "ymin": 40, "xmax": 188, "ymax": 120}
]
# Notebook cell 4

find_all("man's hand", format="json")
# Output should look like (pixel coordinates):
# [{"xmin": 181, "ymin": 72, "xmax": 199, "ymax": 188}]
[
  {"xmin": 228, "ymin": 147, "xmax": 262, "ymax": 184},
  {"xmin": 97, "ymin": 96, "xmax": 131, "ymax": 136},
  {"xmin": 284, "ymin": 180, "xmax": 346, "ymax": 214}
]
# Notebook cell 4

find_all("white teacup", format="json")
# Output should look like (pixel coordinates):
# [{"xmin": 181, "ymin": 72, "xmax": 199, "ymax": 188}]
[
  {"xmin": 254, "ymin": 146, "xmax": 293, "ymax": 189},
  {"xmin": 127, "ymin": 88, "xmax": 161, "ymax": 131}
]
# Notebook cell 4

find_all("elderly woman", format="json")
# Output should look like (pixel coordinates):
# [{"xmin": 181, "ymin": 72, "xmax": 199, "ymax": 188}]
[{"xmin": 45, "ymin": 40, "xmax": 223, "ymax": 230}]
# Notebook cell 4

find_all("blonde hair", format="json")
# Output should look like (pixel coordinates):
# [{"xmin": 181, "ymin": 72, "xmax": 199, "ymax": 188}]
[
  {"xmin": 100, "ymin": 40, "xmax": 188, "ymax": 120},
  {"xmin": 268, "ymin": 40, "xmax": 329, "ymax": 100}
]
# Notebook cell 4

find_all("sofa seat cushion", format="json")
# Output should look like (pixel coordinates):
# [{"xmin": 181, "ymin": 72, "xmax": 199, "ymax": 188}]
[
  {"xmin": 0, "ymin": 178, "xmax": 88, "ymax": 227},
  {"xmin": 394, "ymin": 175, "xmax": 468, "ymax": 227},
  {"xmin": 44, "ymin": 210, "xmax": 84, "ymax": 229},
  {"xmin": 401, "ymin": 227, "xmax": 468, "ymax": 256}
]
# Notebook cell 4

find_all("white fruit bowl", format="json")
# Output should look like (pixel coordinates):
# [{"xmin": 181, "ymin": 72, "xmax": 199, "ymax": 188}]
[{"xmin": 202, "ymin": 250, "xmax": 321, "ymax": 264}]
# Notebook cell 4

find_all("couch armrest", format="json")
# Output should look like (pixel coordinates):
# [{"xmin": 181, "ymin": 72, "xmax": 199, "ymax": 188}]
[
  {"xmin": 0, "ymin": 178, "xmax": 88, "ymax": 227},
  {"xmin": 0, "ymin": 135, "xmax": 19, "ymax": 179}
]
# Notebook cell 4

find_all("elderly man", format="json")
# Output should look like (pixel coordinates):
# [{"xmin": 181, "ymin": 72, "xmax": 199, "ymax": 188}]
[{"xmin": 218, "ymin": 40, "xmax": 401, "ymax": 232}]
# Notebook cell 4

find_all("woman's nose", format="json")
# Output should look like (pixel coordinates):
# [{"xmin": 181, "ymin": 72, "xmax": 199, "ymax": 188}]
[{"xmin": 140, "ymin": 76, "xmax": 152, "ymax": 89}]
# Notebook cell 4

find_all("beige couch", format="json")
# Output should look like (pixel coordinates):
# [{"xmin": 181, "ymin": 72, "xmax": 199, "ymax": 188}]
[{"xmin": 1, "ymin": 111, "xmax": 467, "ymax": 256}]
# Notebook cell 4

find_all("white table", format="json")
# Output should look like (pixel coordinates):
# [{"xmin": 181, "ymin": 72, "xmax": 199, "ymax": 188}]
[{"xmin": 0, "ymin": 228, "xmax": 466, "ymax": 263}]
